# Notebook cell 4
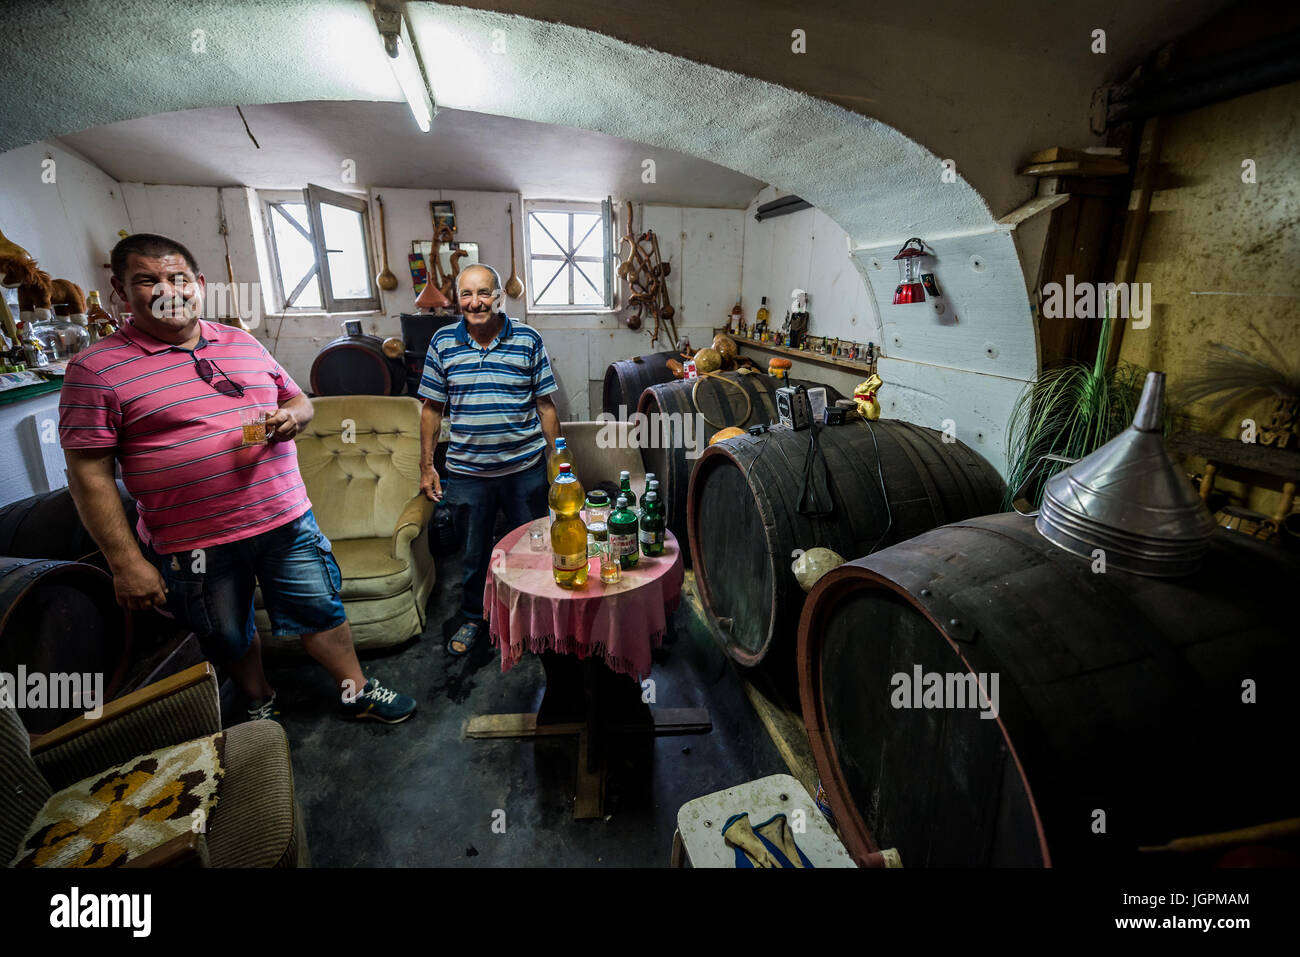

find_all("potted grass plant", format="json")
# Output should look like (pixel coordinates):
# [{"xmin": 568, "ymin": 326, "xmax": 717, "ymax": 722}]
[{"xmin": 1004, "ymin": 311, "xmax": 1153, "ymax": 509}]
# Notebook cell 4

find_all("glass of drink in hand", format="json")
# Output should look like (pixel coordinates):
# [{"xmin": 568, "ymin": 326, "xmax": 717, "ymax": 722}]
[{"xmin": 240, "ymin": 409, "xmax": 269, "ymax": 446}]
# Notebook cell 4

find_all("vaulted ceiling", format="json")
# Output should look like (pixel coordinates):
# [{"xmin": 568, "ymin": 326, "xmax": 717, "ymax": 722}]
[{"xmin": 55, "ymin": 101, "xmax": 766, "ymax": 207}]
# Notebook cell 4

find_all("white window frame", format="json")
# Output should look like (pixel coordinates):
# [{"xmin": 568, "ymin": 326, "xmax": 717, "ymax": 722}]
[
  {"xmin": 523, "ymin": 199, "xmax": 615, "ymax": 314},
  {"xmin": 258, "ymin": 186, "xmax": 381, "ymax": 315}
]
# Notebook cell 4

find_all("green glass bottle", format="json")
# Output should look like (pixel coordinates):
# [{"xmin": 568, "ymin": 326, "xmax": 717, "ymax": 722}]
[
  {"xmin": 609, "ymin": 494, "xmax": 640, "ymax": 570},
  {"xmin": 639, "ymin": 489, "xmax": 665, "ymax": 557},
  {"xmin": 618, "ymin": 470, "xmax": 638, "ymax": 515}
]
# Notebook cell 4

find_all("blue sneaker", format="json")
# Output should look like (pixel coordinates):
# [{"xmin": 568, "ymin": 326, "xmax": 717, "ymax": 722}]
[{"xmin": 342, "ymin": 677, "xmax": 416, "ymax": 724}]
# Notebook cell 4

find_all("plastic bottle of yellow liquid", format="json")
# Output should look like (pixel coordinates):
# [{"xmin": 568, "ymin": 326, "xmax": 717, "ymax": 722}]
[
  {"xmin": 547, "ymin": 436, "xmax": 571, "ymax": 484},
  {"xmin": 550, "ymin": 464, "xmax": 588, "ymax": 588},
  {"xmin": 547, "ymin": 437, "xmax": 575, "ymax": 523}
]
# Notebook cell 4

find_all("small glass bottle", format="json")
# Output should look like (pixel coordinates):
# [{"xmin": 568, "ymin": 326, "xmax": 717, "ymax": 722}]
[
  {"xmin": 609, "ymin": 495, "xmax": 639, "ymax": 570},
  {"xmin": 618, "ymin": 470, "xmax": 638, "ymax": 515},
  {"xmin": 756, "ymin": 296, "xmax": 770, "ymax": 330},
  {"xmin": 584, "ymin": 489, "xmax": 611, "ymax": 555},
  {"xmin": 87, "ymin": 290, "xmax": 116, "ymax": 340},
  {"xmin": 639, "ymin": 489, "xmax": 665, "ymax": 557}
]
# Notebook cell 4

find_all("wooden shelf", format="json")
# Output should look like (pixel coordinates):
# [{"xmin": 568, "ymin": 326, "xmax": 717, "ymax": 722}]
[{"xmin": 715, "ymin": 329, "xmax": 877, "ymax": 377}]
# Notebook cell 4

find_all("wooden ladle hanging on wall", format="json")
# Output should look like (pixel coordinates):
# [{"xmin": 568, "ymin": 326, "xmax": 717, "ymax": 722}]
[
  {"xmin": 505, "ymin": 204, "xmax": 525, "ymax": 300},
  {"xmin": 375, "ymin": 195, "xmax": 398, "ymax": 292}
]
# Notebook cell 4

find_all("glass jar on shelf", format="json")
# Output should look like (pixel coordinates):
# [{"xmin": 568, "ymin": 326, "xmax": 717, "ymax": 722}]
[{"xmin": 31, "ymin": 306, "xmax": 89, "ymax": 360}]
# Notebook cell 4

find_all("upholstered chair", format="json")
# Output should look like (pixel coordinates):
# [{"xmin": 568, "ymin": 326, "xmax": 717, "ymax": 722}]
[
  {"xmin": 255, "ymin": 396, "xmax": 436, "ymax": 651},
  {"xmin": 558, "ymin": 420, "xmax": 649, "ymax": 503},
  {"xmin": 1, "ymin": 663, "xmax": 308, "ymax": 868}
]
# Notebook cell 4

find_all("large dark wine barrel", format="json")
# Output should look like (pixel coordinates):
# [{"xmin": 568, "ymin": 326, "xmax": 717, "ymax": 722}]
[
  {"xmin": 689, "ymin": 418, "xmax": 1003, "ymax": 669},
  {"xmin": 310, "ymin": 335, "xmax": 405, "ymax": 396},
  {"xmin": 638, "ymin": 371, "xmax": 840, "ymax": 556},
  {"xmin": 0, "ymin": 558, "xmax": 131, "ymax": 733},
  {"xmin": 602, "ymin": 351, "xmax": 680, "ymax": 418},
  {"xmin": 798, "ymin": 513, "xmax": 1299, "ymax": 868},
  {"xmin": 0, "ymin": 483, "xmax": 136, "ymax": 565}
]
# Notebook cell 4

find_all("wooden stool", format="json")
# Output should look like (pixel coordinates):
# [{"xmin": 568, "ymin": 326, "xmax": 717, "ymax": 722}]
[{"xmin": 670, "ymin": 773, "xmax": 856, "ymax": 868}]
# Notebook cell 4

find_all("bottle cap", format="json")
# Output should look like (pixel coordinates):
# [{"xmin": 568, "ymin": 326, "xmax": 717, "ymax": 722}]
[
  {"xmin": 648, "ymin": 480, "xmax": 659, "ymax": 490},
  {"xmin": 556, "ymin": 437, "xmax": 566, "ymax": 449},
  {"xmin": 645, "ymin": 491, "xmax": 658, "ymax": 502},
  {"xmin": 558, "ymin": 464, "xmax": 571, "ymax": 475},
  {"xmin": 645, "ymin": 473, "xmax": 656, "ymax": 482},
  {"xmin": 616, "ymin": 496, "xmax": 628, "ymax": 508},
  {"xmin": 586, "ymin": 490, "xmax": 609, "ymax": 507},
  {"xmin": 619, "ymin": 470, "xmax": 630, "ymax": 481}
]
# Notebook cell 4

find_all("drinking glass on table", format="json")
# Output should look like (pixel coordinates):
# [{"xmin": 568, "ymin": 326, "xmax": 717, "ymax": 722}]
[{"xmin": 599, "ymin": 540, "xmax": 621, "ymax": 584}]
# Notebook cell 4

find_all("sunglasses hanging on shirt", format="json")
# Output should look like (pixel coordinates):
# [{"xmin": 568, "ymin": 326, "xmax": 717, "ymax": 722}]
[{"xmin": 190, "ymin": 352, "xmax": 246, "ymax": 397}]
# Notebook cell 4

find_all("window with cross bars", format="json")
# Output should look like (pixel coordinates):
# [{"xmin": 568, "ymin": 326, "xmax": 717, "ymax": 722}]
[{"xmin": 524, "ymin": 201, "xmax": 613, "ymax": 311}]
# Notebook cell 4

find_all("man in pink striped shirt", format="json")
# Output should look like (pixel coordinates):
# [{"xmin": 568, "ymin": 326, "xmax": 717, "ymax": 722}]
[{"xmin": 59, "ymin": 234, "xmax": 415, "ymax": 724}]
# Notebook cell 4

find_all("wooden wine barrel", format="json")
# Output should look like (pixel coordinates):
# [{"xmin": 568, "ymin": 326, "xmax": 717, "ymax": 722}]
[
  {"xmin": 0, "ymin": 558, "xmax": 131, "ymax": 734},
  {"xmin": 798, "ymin": 512, "xmax": 1300, "ymax": 867},
  {"xmin": 602, "ymin": 350, "xmax": 680, "ymax": 418},
  {"xmin": 310, "ymin": 334, "xmax": 406, "ymax": 396},
  {"xmin": 638, "ymin": 372, "xmax": 840, "ymax": 556},
  {"xmin": 0, "ymin": 483, "xmax": 136, "ymax": 565},
  {"xmin": 688, "ymin": 418, "xmax": 1003, "ymax": 669}
]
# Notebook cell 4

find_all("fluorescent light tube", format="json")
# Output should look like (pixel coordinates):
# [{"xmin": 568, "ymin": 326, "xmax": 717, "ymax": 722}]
[{"xmin": 381, "ymin": 14, "xmax": 434, "ymax": 133}]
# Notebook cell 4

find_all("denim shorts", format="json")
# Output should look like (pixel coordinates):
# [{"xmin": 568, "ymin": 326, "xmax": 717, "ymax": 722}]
[{"xmin": 148, "ymin": 508, "xmax": 347, "ymax": 663}]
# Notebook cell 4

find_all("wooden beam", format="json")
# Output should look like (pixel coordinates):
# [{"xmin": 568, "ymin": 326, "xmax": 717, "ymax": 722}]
[
  {"xmin": 1168, "ymin": 431, "xmax": 1300, "ymax": 480},
  {"xmin": 464, "ymin": 713, "xmax": 585, "ymax": 738},
  {"xmin": 30, "ymin": 662, "xmax": 217, "ymax": 755},
  {"xmin": 741, "ymin": 679, "xmax": 819, "ymax": 800},
  {"xmin": 1104, "ymin": 116, "xmax": 1163, "ymax": 369}
]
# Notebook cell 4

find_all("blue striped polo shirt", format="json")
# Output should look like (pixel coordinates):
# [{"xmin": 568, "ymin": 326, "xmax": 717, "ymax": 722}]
[{"xmin": 417, "ymin": 313, "xmax": 558, "ymax": 476}]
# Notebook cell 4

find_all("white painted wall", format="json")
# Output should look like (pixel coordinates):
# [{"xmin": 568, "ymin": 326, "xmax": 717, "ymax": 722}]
[
  {"xmin": 106, "ymin": 178, "xmax": 743, "ymax": 422},
  {"xmin": 736, "ymin": 186, "xmax": 1036, "ymax": 475},
  {"xmin": 0, "ymin": 141, "xmax": 129, "ymax": 302}
]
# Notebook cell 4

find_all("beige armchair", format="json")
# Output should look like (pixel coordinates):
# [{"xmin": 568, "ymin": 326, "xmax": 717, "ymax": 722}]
[
  {"xmin": 256, "ymin": 396, "xmax": 436, "ymax": 652},
  {"xmin": 1, "ymin": 663, "xmax": 308, "ymax": 868},
  {"xmin": 560, "ymin": 420, "xmax": 649, "ymax": 502}
]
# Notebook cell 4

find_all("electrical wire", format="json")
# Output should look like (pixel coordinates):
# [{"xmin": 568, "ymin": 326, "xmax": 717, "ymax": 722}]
[
  {"xmin": 859, "ymin": 417, "xmax": 893, "ymax": 554},
  {"xmin": 796, "ymin": 422, "xmax": 834, "ymax": 518}
]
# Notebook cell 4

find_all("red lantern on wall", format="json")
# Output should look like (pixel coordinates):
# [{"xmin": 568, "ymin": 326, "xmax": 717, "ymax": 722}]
[{"xmin": 892, "ymin": 237, "xmax": 930, "ymax": 305}]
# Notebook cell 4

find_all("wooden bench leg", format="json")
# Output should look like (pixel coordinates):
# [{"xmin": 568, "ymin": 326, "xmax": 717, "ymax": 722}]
[{"xmin": 670, "ymin": 829, "xmax": 686, "ymax": 868}]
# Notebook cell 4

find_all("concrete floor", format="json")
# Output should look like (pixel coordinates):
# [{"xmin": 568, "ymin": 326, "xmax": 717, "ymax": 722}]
[{"xmin": 262, "ymin": 547, "xmax": 787, "ymax": 867}]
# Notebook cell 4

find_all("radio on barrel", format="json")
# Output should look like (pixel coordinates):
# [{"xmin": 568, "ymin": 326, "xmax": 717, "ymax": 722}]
[{"xmin": 775, "ymin": 385, "xmax": 812, "ymax": 431}]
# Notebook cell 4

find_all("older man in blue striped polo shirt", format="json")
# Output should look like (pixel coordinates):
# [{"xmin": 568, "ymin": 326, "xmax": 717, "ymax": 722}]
[{"xmin": 418, "ymin": 264, "xmax": 561, "ymax": 655}]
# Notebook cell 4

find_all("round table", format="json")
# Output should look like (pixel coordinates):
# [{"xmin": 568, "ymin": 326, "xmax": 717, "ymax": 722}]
[
  {"xmin": 483, "ymin": 519, "xmax": 685, "ymax": 682},
  {"xmin": 471, "ymin": 520, "xmax": 707, "ymax": 819}
]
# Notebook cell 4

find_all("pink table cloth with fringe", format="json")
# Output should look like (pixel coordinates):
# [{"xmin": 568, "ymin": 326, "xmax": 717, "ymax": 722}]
[{"xmin": 484, "ymin": 521, "xmax": 684, "ymax": 682}]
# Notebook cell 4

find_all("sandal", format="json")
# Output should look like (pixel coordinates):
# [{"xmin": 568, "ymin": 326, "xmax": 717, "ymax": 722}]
[{"xmin": 446, "ymin": 620, "xmax": 482, "ymax": 657}]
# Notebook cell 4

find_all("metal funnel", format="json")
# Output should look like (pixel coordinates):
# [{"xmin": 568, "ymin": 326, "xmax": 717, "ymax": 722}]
[{"xmin": 1035, "ymin": 371, "xmax": 1216, "ymax": 577}]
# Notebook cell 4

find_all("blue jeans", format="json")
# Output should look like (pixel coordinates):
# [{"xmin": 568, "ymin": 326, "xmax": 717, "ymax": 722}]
[
  {"xmin": 442, "ymin": 460, "xmax": 549, "ymax": 620},
  {"xmin": 147, "ymin": 509, "xmax": 347, "ymax": 663}
]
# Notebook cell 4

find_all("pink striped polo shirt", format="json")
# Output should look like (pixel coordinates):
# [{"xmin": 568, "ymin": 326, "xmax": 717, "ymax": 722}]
[{"xmin": 59, "ymin": 319, "xmax": 311, "ymax": 554}]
